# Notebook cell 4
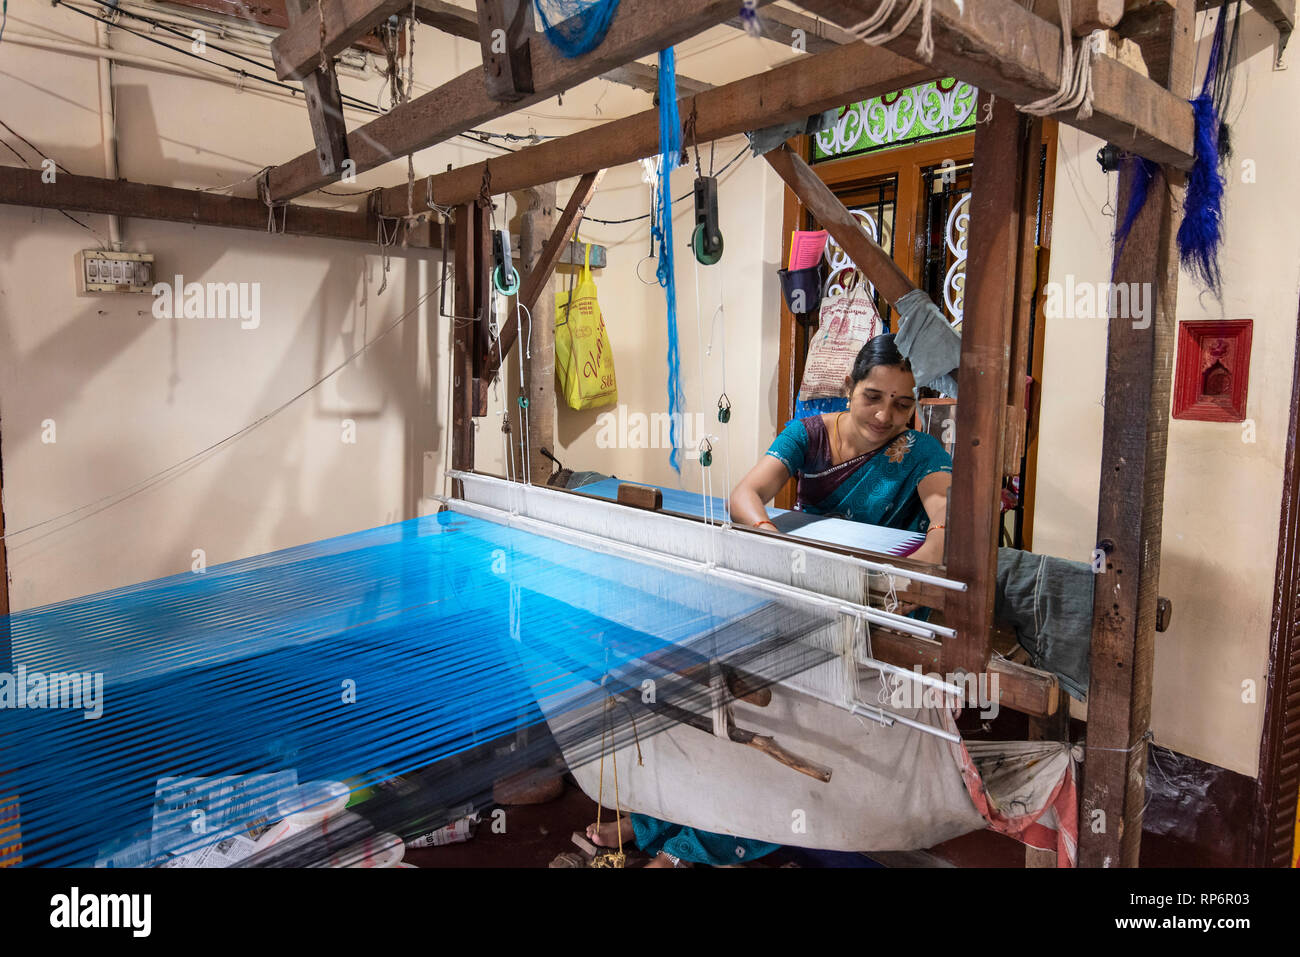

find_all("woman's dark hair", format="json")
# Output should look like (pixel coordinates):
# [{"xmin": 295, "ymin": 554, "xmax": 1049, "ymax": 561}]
[{"xmin": 849, "ymin": 333, "xmax": 912, "ymax": 386}]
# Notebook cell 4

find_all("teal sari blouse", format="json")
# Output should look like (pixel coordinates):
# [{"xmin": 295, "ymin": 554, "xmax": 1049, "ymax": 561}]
[{"xmin": 766, "ymin": 415, "xmax": 952, "ymax": 534}]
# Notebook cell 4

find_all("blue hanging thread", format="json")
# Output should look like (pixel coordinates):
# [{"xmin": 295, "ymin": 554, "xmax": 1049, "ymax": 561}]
[
  {"xmin": 1176, "ymin": 9, "xmax": 1231, "ymax": 296},
  {"xmin": 1112, "ymin": 5, "xmax": 1232, "ymax": 296},
  {"xmin": 1112, "ymin": 154, "xmax": 1161, "ymax": 273},
  {"xmin": 653, "ymin": 47, "xmax": 686, "ymax": 473},
  {"xmin": 533, "ymin": 0, "xmax": 620, "ymax": 58}
]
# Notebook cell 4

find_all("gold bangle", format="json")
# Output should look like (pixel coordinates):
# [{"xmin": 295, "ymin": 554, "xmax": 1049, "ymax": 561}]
[
  {"xmin": 755, "ymin": 520, "xmax": 777, "ymax": 530},
  {"xmin": 927, "ymin": 523, "xmax": 946, "ymax": 533}
]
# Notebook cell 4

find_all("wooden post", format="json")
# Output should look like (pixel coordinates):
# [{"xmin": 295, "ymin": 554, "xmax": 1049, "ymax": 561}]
[
  {"xmin": 476, "ymin": 0, "xmax": 534, "ymax": 101},
  {"xmin": 485, "ymin": 170, "xmax": 604, "ymax": 382},
  {"xmin": 1077, "ymin": 0, "xmax": 1193, "ymax": 871},
  {"xmin": 451, "ymin": 203, "xmax": 479, "ymax": 475},
  {"xmin": 518, "ymin": 182, "xmax": 557, "ymax": 485},
  {"xmin": 941, "ymin": 92, "xmax": 1025, "ymax": 678},
  {"xmin": 284, "ymin": 0, "xmax": 351, "ymax": 178},
  {"xmin": 762, "ymin": 146, "xmax": 915, "ymax": 307}
]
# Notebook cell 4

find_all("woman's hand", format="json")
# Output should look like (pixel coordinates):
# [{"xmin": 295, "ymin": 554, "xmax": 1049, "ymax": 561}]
[{"xmin": 730, "ymin": 455, "xmax": 791, "ymax": 529}]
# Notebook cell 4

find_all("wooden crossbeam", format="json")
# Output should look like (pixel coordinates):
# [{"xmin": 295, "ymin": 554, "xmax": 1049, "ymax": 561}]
[
  {"xmin": 273, "ymin": 0, "xmax": 412, "ymax": 79},
  {"xmin": 378, "ymin": 37, "xmax": 936, "ymax": 215},
  {"xmin": 286, "ymin": 0, "xmax": 351, "ymax": 177},
  {"xmin": 411, "ymin": 0, "xmax": 711, "ymax": 95},
  {"xmin": 0, "ymin": 165, "xmax": 445, "ymax": 247},
  {"xmin": 476, "ymin": 0, "xmax": 534, "ymax": 102},
  {"xmin": 484, "ymin": 169, "xmax": 604, "ymax": 381},
  {"xmin": 793, "ymin": 0, "xmax": 1195, "ymax": 168},
  {"xmin": 726, "ymin": 5, "xmax": 857, "ymax": 52},
  {"xmin": 870, "ymin": 628, "xmax": 1059, "ymax": 717},
  {"xmin": 1028, "ymin": 0, "xmax": 1125, "ymax": 34},
  {"xmin": 413, "ymin": 0, "xmax": 481, "ymax": 39},
  {"xmin": 762, "ymin": 146, "xmax": 914, "ymax": 305},
  {"xmin": 265, "ymin": 0, "xmax": 769, "ymax": 202},
  {"xmin": 600, "ymin": 62, "xmax": 714, "ymax": 96}
]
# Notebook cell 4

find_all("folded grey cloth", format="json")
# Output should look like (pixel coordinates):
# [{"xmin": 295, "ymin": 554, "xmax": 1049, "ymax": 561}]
[
  {"xmin": 995, "ymin": 547, "xmax": 1095, "ymax": 700},
  {"xmin": 747, "ymin": 107, "xmax": 841, "ymax": 157},
  {"xmin": 894, "ymin": 289, "xmax": 961, "ymax": 397}
]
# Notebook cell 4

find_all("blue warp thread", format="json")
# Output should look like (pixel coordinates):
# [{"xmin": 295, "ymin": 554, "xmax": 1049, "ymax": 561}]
[{"xmin": 654, "ymin": 47, "xmax": 686, "ymax": 473}]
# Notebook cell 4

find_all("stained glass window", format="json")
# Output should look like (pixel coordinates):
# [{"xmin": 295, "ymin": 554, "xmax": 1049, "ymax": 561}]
[{"xmin": 811, "ymin": 78, "xmax": 978, "ymax": 162}]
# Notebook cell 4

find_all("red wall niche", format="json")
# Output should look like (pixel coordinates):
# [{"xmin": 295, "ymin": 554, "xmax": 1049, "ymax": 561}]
[{"xmin": 1172, "ymin": 319, "xmax": 1253, "ymax": 423}]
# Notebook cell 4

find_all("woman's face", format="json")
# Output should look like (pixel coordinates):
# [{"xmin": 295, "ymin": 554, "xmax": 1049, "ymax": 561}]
[{"xmin": 844, "ymin": 364, "xmax": 916, "ymax": 443}]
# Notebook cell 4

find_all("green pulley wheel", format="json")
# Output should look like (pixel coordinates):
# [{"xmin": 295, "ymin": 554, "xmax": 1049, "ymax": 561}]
[
  {"xmin": 717, "ymin": 393, "xmax": 732, "ymax": 424},
  {"xmin": 493, "ymin": 263, "xmax": 521, "ymax": 296},
  {"xmin": 691, "ymin": 223, "xmax": 723, "ymax": 266},
  {"xmin": 517, "ymin": 396, "xmax": 530, "ymax": 409}
]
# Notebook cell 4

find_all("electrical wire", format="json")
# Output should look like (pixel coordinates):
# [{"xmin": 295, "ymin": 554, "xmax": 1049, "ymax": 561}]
[
  {"xmin": 53, "ymin": 1, "xmax": 517, "ymax": 158},
  {"xmin": 569, "ymin": 144, "xmax": 748, "ymax": 225},
  {"xmin": 3, "ymin": 276, "xmax": 447, "ymax": 545},
  {"xmin": 0, "ymin": 119, "xmax": 107, "ymax": 242}
]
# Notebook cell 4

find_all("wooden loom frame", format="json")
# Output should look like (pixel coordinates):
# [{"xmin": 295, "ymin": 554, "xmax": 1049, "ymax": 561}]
[{"xmin": 3, "ymin": 0, "xmax": 1292, "ymax": 868}]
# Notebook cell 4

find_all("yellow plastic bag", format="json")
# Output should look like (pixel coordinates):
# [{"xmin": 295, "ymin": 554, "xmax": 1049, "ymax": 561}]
[{"xmin": 555, "ymin": 243, "xmax": 617, "ymax": 411}]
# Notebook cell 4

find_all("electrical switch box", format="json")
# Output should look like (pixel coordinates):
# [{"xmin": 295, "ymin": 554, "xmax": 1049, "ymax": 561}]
[{"xmin": 75, "ymin": 250, "xmax": 155, "ymax": 295}]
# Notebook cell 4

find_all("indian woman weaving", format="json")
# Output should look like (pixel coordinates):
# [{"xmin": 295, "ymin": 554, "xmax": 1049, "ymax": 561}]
[{"xmin": 587, "ymin": 335, "xmax": 953, "ymax": 866}]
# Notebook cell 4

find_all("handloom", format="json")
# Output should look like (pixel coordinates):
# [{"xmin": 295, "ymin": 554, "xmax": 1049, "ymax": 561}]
[
  {"xmin": 2, "ymin": 473, "xmax": 1079, "ymax": 866},
  {"xmin": 0, "ymin": 506, "xmax": 840, "ymax": 867}
]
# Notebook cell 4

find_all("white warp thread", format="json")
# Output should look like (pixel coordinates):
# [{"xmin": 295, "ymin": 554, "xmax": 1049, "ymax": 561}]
[
  {"xmin": 849, "ymin": 0, "xmax": 935, "ymax": 63},
  {"xmin": 1018, "ymin": 0, "xmax": 1105, "ymax": 120}
]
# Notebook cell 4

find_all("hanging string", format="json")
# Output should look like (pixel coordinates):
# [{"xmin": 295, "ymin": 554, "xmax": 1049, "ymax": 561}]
[
  {"xmin": 1018, "ymin": 0, "xmax": 1105, "ymax": 120},
  {"xmin": 848, "ymin": 0, "xmax": 934, "ymax": 62}
]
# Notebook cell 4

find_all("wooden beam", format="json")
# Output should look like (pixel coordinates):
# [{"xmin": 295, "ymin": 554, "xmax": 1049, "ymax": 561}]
[
  {"xmin": 381, "ymin": 36, "xmax": 935, "ymax": 215},
  {"xmin": 1078, "ymin": 164, "xmax": 1179, "ymax": 869},
  {"xmin": 1028, "ymin": 0, "xmax": 1125, "ymax": 33},
  {"xmin": 1198, "ymin": 0, "xmax": 1295, "ymax": 36},
  {"xmin": 941, "ymin": 93, "xmax": 1025, "ymax": 678},
  {"xmin": 1005, "ymin": 117, "xmax": 1046, "ymax": 476},
  {"xmin": 412, "ymin": 0, "xmax": 710, "ymax": 95},
  {"xmin": 266, "ymin": 0, "xmax": 770, "ymax": 201},
  {"xmin": 763, "ymin": 145, "xmax": 914, "ymax": 306},
  {"xmin": 519, "ymin": 181, "xmax": 558, "ymax": 485},
  {"xmin": 599, "ymin": 61, "xmax": 714, "ymax": 96},
  {"xmin": 485, "ymin": 170, "xmax": 604, "ymax": 381},
  {"xmin": 870, "ymin": 627, "xmax": 1060, "ymax": 717},
  {"xmin": 1078, "ymin": 0, "xmax": 1191, "ymax": 871},
  {"xmin": 285, "ymin": 0, "xmax": 351, "ymax": 177},
  {"xmin": 476, "ymin": 0, "xmax": 534, "ymax": 102},
  {"xmin": 452, "ymin": 202, "xmax": 480, "ymax": 474},
  {"xmin": 793, "ymin": 0, "xmax": 1195, "ymax": 168},
  {"xmin": 272, "ymin": 0, "xmax": 412, "ymax": 79},
  {"xmin": 413, "ymin": 0, "xmax": 481, "ymax": 40},
  {"xmin": 0, "ymin": 165, "xmax": 445, "ymax": 247},
  {"xmin": 726, "ymin": 5, "xmax": 857, "ymax": 52}
]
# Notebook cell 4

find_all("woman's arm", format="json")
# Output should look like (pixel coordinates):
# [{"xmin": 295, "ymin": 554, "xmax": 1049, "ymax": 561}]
[
  {"xmin": 730, "ymin": 455, "xmax": 792, "ymax": 529},
  {"xmin": 906, "ymin": 470, "xmax": 951, "ymax": 565}
]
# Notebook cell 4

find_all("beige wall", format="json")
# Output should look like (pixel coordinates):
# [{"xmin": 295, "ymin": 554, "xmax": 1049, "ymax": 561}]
[
  {"xmin": 490, "ymin": 147, "xmax": 787, "ymax": 496},
  {"xmin": 1033, "ymin": 11, "xmax": 1300, "ymax": 776}
]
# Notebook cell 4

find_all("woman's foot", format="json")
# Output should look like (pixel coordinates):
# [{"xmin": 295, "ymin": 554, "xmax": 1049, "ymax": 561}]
[{"xmin": 586, "ymin": 816, "xmax": 633, "ymax": 848}]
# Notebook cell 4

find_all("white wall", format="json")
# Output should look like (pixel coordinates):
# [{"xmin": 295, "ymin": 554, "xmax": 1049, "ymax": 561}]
[{"xmin": 1033, "ymin": 9, "xmax": 1300, "ymax": 775}]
